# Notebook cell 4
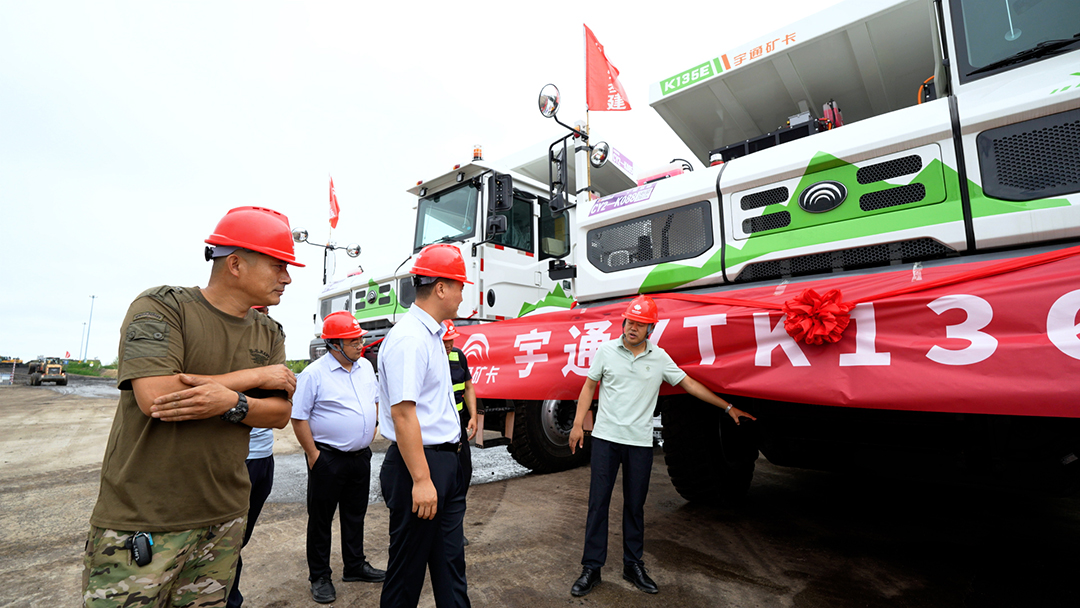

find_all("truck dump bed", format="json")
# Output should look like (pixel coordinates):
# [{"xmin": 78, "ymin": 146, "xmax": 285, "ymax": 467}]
[{"xmin": 649, "ymin": 0, "xmax": 937, "ymax": 164}]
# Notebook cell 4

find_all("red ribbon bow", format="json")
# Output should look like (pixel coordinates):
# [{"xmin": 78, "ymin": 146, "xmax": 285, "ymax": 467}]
[{"xmin": 783, "ymin": 289, "xmax": 854, "ymax": 345}]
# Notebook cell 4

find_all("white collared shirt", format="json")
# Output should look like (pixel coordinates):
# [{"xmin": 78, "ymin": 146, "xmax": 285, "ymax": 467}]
[
  {"xmin": 292, "ymin": 352, "xmax": 378, "ymax": 452},
  {"xmin": 377, "ymin": 305, "xmax": 461, "ymax": 444}
]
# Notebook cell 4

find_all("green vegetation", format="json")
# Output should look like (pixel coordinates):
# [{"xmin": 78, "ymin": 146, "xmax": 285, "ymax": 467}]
[
  {"xmin": 286, "ymin": 360, "xmax": 310, "ymax": 374},
  {"xmin": 66, "ymin": 360, "xmax": 104, "ymax": 377}
]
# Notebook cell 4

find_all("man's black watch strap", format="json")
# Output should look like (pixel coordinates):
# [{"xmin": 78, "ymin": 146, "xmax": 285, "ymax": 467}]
[{"xmin": 221, "ymin": 391, "xmax": 249, "ymax": 424}]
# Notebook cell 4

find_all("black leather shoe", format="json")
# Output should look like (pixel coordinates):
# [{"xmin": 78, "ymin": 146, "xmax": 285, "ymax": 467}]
[
  {"xmin": 342, "ymin": 560, "xmax": 386, "ymax": 582},
  {"xmin": 623, "ymin": 563, "xmax": 659, "ymax": 594},
  {"xmin": 310, "ymin": 577, "xmax": 336, "ymax": 603},
  {"xmin": 571, "ymin": 567, "xmax": 601, "ymax": 597}
]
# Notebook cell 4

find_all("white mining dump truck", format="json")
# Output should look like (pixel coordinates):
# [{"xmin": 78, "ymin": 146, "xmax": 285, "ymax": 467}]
[{"xmin": 305, "ymin": 0, "xmax": 1080, "ymax": 499}]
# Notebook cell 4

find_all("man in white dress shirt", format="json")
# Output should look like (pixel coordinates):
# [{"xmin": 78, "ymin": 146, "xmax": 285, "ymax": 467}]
[
  {"xmin": 292, "ymin": 311, "xmax": 386, "ymax": 604},
  {"xmin": 378, "ymin": 243, "xmax": 472, "ymax": 608}
]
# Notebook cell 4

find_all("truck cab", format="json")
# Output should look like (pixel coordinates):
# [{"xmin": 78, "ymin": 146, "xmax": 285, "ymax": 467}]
[{"xmin": 307, "ymin": 143, "xmax": 635, "ymax": 362}]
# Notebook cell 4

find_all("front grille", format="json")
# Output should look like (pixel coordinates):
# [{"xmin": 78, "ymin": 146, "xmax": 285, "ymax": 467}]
[
  {"xmin": 977, "ymin": 107, "xmax": 1080, "ymax": 201},
  {"xmin": 743, "ymin": 211, "xmax": 792, "ymax": 234},
  {"xmin": 734, "ymin": 238, "xmax": 954, "ymax": 282},
  {"xmin": 857, "ymin": 155, "xmax": 923, "ymax": 184},
  {"xmin": 740, "ymin": 187, "xmax": 789, "ymax": 210},
  {"xmin": 860, "ymin": 183, "xmax": 927, "ymax": 211},
  {"xmin": 359, "ymin": 319, "xmax": 393, "ymax": 332}
]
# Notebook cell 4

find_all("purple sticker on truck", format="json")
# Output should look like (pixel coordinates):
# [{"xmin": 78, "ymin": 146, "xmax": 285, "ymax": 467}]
[
  {"xmin": 609, "ymin": 147, "xmax": 633, "ymax": 176},
  {"xmin": 589, "ymin": 183, "xmax": 656, "ymax": 217}
]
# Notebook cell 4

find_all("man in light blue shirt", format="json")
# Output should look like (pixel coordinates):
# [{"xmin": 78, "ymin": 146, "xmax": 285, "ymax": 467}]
[
  {"xmin": 378, "ymin": 243, "xmax": 472, "ymax": 608},
  {"xmin": 568, "ymin": 295, "xmax": 755, "ymax": 597},
  {"xmin": 292, "ymin": 311, "xmax": 384, "ymax": 604}
]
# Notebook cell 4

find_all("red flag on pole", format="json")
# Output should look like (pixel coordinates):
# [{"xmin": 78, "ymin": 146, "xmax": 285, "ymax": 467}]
[
  {"xmin": 65, "ymin": 351, "xmax": 70, "ymax": 358},
  {"xmin": 584, "ymin": 24, "xmax": 631, "ymax": 112},
  {"xmin": 329, "ymin": 176, "xmax": 340, "ymax": 229}
]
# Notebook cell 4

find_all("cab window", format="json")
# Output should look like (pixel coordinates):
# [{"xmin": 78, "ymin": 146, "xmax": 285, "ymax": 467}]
[
  {"xmin": 539, "ymin": 196, "xmax": 569, "ymax": 260},
  {"xmin": 488, "ymin": 193, "xmax": 534, "ymax": 252}
]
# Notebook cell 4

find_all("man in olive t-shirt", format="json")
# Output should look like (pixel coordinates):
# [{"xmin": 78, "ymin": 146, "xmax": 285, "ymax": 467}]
[{"xmin": 83, "ymin": 207, "xmax": 303, "ymax": 608}]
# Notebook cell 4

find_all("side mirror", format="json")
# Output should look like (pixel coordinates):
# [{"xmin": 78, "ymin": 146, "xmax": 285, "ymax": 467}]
[
  {"xmin": 488, "ymin": 173, "xmax": 514, "ymax": 212},
  {"xmin": 590, "ymin": 141, "xmax": 610, "ymax": 169},
  {"xmin": 345, "ymin": 244, "xmax": 361, "ymax": 258},
  {"xmin": 292, "ymin": 228, "xmax": 309, "ymax": 243},
  {"xmin": 539, "ymin": 84, "xmax": 560, "ymax": 118},
  {"xmin": 487, "ymin": 215, "xmax": 507, "ymax": 237}
]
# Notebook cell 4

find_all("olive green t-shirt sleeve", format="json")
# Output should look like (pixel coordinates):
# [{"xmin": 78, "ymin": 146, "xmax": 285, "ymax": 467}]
[
  {"xmin": 117, "ymin": 290, "xmax": 184, "ymax": 391},
  {"xmin": 247, "ymin": 318, "xmax": 289, "ymax": 401}
]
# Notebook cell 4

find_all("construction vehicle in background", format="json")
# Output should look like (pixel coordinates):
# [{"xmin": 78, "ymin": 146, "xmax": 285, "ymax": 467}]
[{"xmin": 27, "ymin": 357, "xmax": 67, "ymax": 386}]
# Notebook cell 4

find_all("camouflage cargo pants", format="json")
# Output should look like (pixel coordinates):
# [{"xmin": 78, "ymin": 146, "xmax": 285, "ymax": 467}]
[{"xmin": 82, "ymin": 516, "xmax": 246, "ymax": 607}]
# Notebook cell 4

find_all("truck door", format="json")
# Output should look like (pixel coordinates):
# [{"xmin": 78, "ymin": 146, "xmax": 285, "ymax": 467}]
[{"xmin": 479, "ymin": 191, "xmax": 546, "ymax": 320}]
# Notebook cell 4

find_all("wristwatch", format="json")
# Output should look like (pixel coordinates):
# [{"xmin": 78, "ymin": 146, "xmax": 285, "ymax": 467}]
[
  {"xmin": 724, "ymin": 403, "xmax": 734, "ymax": 414},
  {"xmin": 221, "ymin": 391, "xmax": 249, "ymax": 424}
]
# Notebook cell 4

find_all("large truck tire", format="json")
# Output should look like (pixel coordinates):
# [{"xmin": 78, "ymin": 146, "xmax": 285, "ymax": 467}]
[
  {"xmin": 30, "ymin": 373, "xmax": 41, "ymax": 386},
  {"xmin": 662, "ymin": 396, "xmax": 758, "ymax": 505},
  {"xmin": 509, "ymin": 399, "xmax": 590, "ymax": 473},
  {"xmin": 56, "ymin": 377, "xmax": 67, "ymax": 386}
]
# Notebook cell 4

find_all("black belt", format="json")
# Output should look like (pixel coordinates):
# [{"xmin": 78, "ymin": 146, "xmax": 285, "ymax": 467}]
[
  {"xmin": 391, "ymin": 441, "xmax": 461, "ymax": 453},
  {"xmin": 315, "ymin": 442, "xmax": 371, "ymax": 456}
]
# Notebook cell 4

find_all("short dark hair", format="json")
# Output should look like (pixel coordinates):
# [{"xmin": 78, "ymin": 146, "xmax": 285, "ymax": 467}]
[{"xmin": 413, "ymin": 275, "xmax": 452, "ymax": 300}]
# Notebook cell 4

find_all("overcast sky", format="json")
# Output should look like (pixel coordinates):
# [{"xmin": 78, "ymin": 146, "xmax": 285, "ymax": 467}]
[{"xmin": 1, "ymin": 0, "xmax": 840, "ymax": 362}]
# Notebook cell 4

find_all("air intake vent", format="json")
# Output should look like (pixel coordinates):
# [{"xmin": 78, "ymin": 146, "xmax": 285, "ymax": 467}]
[
  {"xmin": 976, "ymin": 107, "xmax": 1080, "ymax": 201},
  {"xmin": 743, "ymin": 212, "xmax": 791, "ymax": 234},
  {"xmin": 734, "ymin": 238, "xmax": 954, "ymax": 282},
  {"xmin": 857, "ymin": 155, "xmax": 922, "ymax": 184},
  {"xmin": 740, "ymin": 187, "xmax": 789, "ymax": 210},
  {"xmin": 859, "ymin": 183, "xmax": 926, "ymax": 211}
]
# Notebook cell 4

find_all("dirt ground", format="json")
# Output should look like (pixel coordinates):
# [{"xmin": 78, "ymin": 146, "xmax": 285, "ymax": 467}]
[{"xmin": 4, "ymin": 383, "xmax": 1080, "ymax": 608}]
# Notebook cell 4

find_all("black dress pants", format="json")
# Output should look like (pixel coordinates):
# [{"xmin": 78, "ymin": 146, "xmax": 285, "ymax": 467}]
[
  {"xmin": 459, "ymin": 410, "xmax": 473, "ymax": 486},
  {"xmin": 379, "ymin": 443, "xmax": 470, "ymax": 608},
  {"xmin": 226, "ymin": 455, "xmax": 274, "ymax": 608},
  {"xmin": 306, "ymin": 443, "xmax": 372, "ymax": 581},
  {"xmin": 581, "ymin": 436, "xmax": 653, "ymax": 569}
]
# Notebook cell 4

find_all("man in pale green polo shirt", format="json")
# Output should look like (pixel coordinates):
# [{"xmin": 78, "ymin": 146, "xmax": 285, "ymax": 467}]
[{"xmin": 567, "ymin": 295, "xmax": 755, "ymax": 597}]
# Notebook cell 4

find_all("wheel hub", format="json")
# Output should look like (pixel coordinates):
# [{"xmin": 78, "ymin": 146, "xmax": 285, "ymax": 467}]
[{"xmin": 539, "ymin": 399, "xmax": 573, "ymax": 446}]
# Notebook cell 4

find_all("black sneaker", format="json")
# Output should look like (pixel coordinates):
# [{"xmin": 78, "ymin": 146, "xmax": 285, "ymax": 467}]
[
  {"xmin": 311, "ymin": 576, "xmax": 336, "ymax": 603},
  {"xmin": 342, "ymin": 561, "xmax": 386, "ymax": 583},
  {"xmin": 623, "ymin": 562, "xmax": 658, "ymax": 594},
  {"xmin": 571, "ymin": 567, "xmax": 601, "ymax": 597}
]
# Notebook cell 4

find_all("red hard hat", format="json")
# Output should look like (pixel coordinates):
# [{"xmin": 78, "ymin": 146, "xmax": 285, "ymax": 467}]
[
  {"xmin": 205, "ymin": 206, "xmax": 305, "ymax": 267},
  {"xmin": 410, "ymin": 243, "xmax": 473, "ymax": 284},
  {"xmin": 321, "ymin": 311, "xmax": 366, "ymax": 340},
  {"xmin": 442, "ymin": 319, "xmax": 461, "ymax": 341},
  {"xmin": 622, "ymin": 295, "xmax": 659, "ymax": 324}
]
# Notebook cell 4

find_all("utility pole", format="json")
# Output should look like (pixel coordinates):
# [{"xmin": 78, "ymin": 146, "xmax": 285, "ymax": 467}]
[
  {"xmin": 79, "ymin": 322, "xmax": 87, "ymax": 361},
  {"xmin": 85, "ymin": 295, "xmax": 96, "ymax": 363}
]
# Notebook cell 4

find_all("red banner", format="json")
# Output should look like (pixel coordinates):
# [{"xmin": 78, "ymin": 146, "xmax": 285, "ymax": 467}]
[
  {"xmin": 584, "ymin": 24, "xmax": 631, "ymax": 112},
  {"xmin": 453, "ymin": 247, "xmax": 1080, "ymax": 417}
]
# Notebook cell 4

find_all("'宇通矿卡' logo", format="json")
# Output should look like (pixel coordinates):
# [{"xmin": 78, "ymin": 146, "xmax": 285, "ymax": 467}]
[{"xmin": 798, "ymin": 181, "xmax": 848, "ymax": 213}]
